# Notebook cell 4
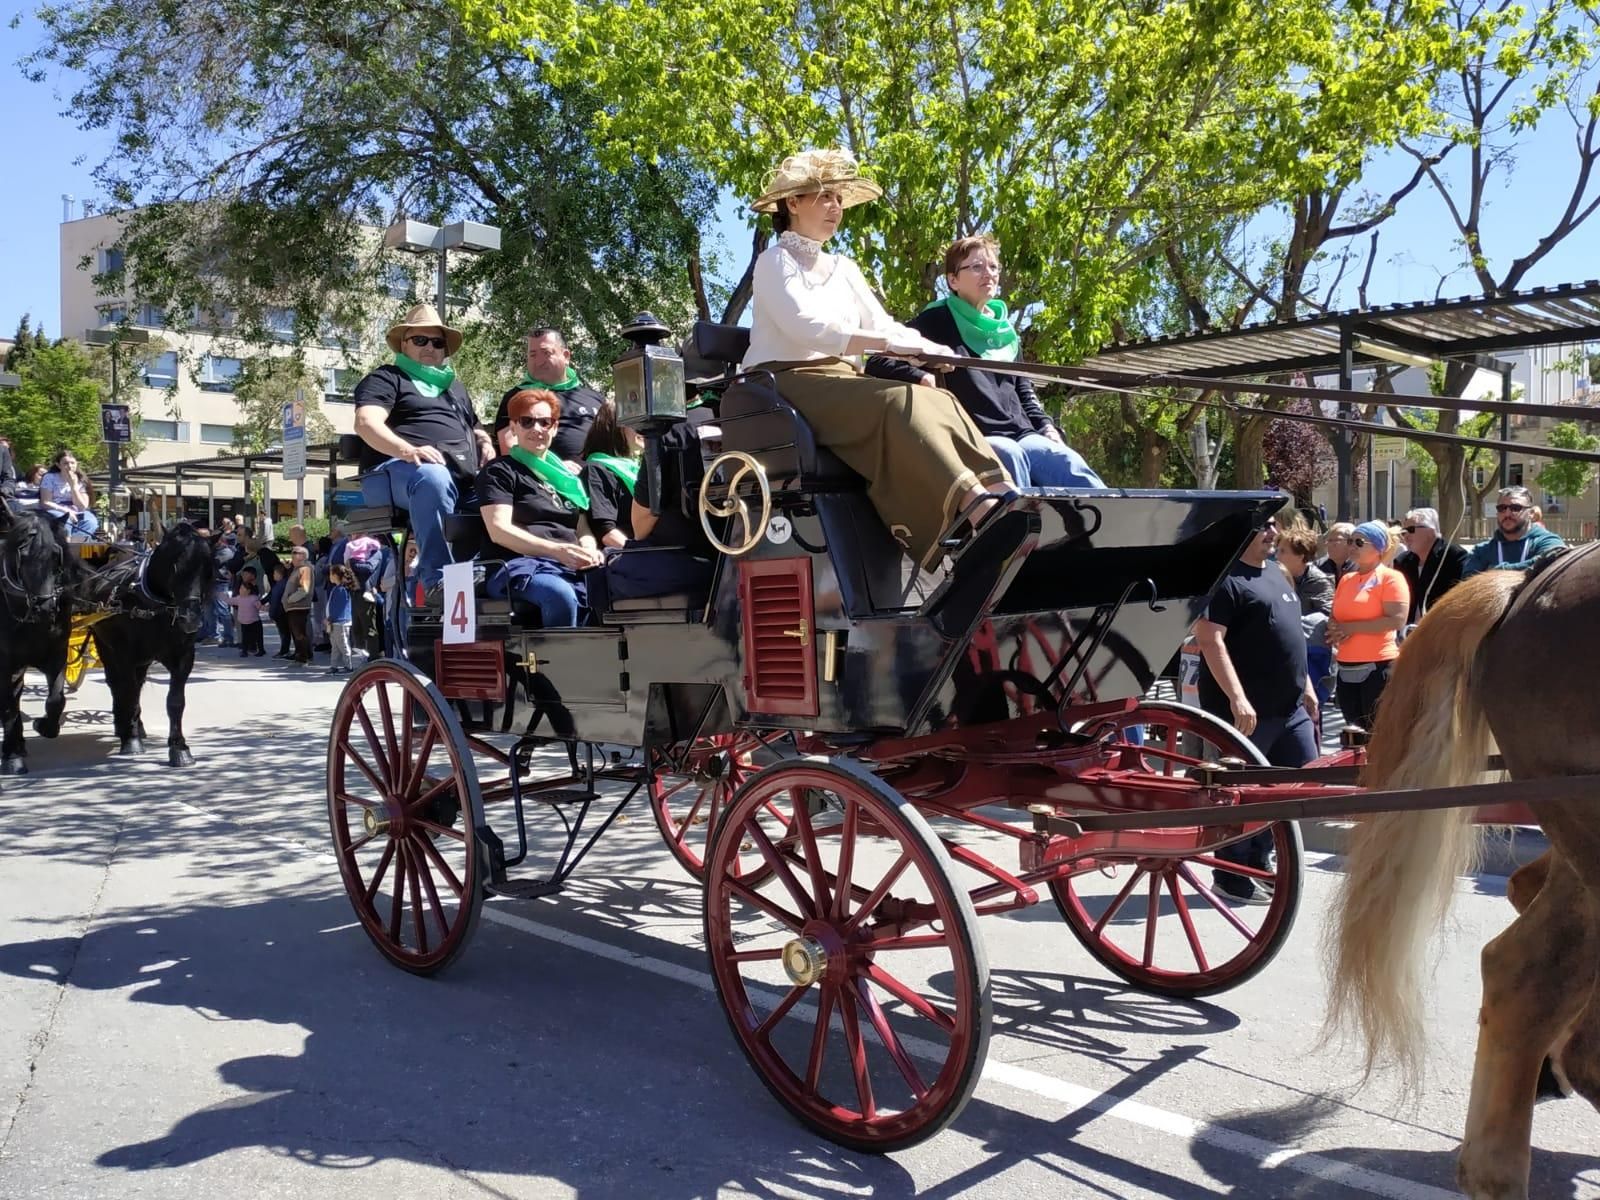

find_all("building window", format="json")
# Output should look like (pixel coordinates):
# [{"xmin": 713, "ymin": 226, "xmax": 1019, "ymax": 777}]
[
  {"xmin": 98, "ymin": 247, "xmax": 125, "ymax": 275},
  {"xmin": 137, "ymin": 419, "xmax": 190, "ymax": 442},
  {"xmin": 133, "ymin": 302, "xmax": 165, "ymax": 328},
  {"xmin": 382, "ymin": 264, "xmax": 415, "ymax": 300},
  {"xmin": 200, "ymin": 422, "xmax": 237, "ymax": 445},
  {"xmin": 143, "ymin": 351, "xmax": 179, "ymax": 388},
  {"xmin": 199, "ymin": 354, "xmax": 242, "ymax": 392},
  {"xmin": 96, "ymin": 304, "xmax": 128, "ymax": 327},
  {"xmin": 1509, "ymin": 463, "xmax": 1525, "ymax": 487},
  {"xmin": 323, "ymin": 366, "xmax": 361, "ymax": 402},
  {"xmin": 266, "ymin": 307, "xmax": 297, "ymax": 342},
  {"xmin": 192, "ymin": 304, "xmax": 236, "ymax": 332}
]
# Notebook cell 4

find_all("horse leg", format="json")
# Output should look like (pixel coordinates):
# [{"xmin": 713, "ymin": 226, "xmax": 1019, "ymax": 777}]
[
  {"xmin": 0, "ymin": 671, "xmax": 26, "ymax": 775},
  {"xmin": 165, "ymin": 649, "xmax": 195, "ymax": 768},
  {"xmin": 1457, "ymin": 855, "xmax": 1597, "ymax": 1200},
  {"xmin": 31, "ymin": 640, "xmax": 69, "ymax": 740},
  {"xmin": 107, "ymin": 653, "xmax": 144, "ymax": 755}
]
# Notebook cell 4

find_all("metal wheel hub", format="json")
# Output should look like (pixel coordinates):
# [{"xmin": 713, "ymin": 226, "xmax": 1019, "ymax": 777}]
[
  {"xmin": 782, "ymin": 936, "xmax": 828, "ymax": 987},
  {"xmin": 362, "ymin": 807, "xmax": 392, "ymax": 837}
]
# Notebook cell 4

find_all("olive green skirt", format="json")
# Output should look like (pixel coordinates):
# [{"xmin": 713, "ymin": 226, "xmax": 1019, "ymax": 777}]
[{"xmin": 763, "ymin": 359, "xmax": 1011, "ymax": 569}]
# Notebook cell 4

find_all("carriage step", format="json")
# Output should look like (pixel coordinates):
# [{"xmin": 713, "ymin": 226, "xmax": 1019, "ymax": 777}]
[
  {"xmin": 523, "ymin": 788, "xmax": 600, "ymax": 806},
  {"xmin": 486, "ymin": 877, "xmax": 565, "ymax": 900}
]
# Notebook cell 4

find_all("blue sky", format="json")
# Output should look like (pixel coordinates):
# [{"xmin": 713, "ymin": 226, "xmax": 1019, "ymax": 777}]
[{"xmin": 4, "ymin": 12, "xmax": 1598, "ymax": 345}]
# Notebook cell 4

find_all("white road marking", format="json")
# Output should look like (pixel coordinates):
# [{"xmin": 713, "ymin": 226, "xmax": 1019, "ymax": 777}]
[{"xmin": 477, "ymin": 904, "xmax": 1460, "ymax": 1200}]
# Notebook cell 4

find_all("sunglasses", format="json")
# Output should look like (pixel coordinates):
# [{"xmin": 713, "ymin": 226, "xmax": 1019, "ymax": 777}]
[
  {"xmin": 514, "ymin": 415, "xmax": 556, "ymax": 430},
  {"xmin": 1496, "ymin": 503, "xmax": 1527, "ymax": 513},
  {"xmin": 406, "ymin": 334, "xmax": 448, "ymax": 350},
  {"xmin": 1401, "ymin": 525, "xmax": 1418, "ymax": 534},
  {"xmin": 1350, "ymin": 536, "xmax": 1370, "ymax": 548}
]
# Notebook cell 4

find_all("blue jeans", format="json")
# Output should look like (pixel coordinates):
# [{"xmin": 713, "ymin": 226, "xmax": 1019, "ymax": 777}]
[
  {"xmin": 366, "ymin": 460, "xmax": 459, "ymax": 588},
  {"xmin": 212, "ymin": 585, "xmax": 235, "ymax": 644},
  {"xmin": 46, "ymin": 508, "xmax": 99, "ymax": 538},
  {"xmin": 986, "ymin": 432, "xmax": 1105, "ymax": 489},
  {"xmin": 485, "ymin": 556, "xmax": 588, "ymax": 627},
  {"xmin": 1208, "ymin": 704, "xmax": 1317, "ymax": 881}
]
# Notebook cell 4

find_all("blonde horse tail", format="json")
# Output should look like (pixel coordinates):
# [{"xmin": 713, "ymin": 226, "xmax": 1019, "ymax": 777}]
[{"xmin": 1323, "ymin": 571, "xmax": 1521, "ymax": 1087}]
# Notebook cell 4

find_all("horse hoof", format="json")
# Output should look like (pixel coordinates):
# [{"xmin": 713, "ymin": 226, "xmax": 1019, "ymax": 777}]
[
  {"xmin": 118, "ymin": 739, "xmax": 144, "ymax": 756},
  {"xmin": 32, "ymin": 718, "xmax": 61, "ymax": 739},
  {"xmin": 0, "ymin": 757, "xmax": 26, "ymax": 776},
  {"xmin": 169, "ymin": 747, "xmax": 195, "ymax": 768}
]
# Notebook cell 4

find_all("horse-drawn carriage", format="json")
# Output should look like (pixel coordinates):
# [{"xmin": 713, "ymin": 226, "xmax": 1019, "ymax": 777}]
[{"xmin": 325, "ymin": 316, "xmax": 1598, "ymax": 1192}]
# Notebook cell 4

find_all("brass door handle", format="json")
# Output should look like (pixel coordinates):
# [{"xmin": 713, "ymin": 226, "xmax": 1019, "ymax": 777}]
[{"xmin": 782, "ymin": 620, "xmax": 810, "ymax": 648}]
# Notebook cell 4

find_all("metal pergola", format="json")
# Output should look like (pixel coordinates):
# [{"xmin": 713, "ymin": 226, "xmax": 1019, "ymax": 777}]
[{"xmin": 96, "ymin": 442, "xmax": 348, "ymax": 527}]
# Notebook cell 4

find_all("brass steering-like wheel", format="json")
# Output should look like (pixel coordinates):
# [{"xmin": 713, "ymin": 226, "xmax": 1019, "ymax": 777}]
[{"xmin": 698, "ymin": 450, "xmax": 773, "ymax": 557}]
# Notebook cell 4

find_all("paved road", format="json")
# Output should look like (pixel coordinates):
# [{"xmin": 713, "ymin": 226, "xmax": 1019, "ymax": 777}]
[{"xmin": 0, "ymin": 649, "xmax": 1594, "ymax": 1200}]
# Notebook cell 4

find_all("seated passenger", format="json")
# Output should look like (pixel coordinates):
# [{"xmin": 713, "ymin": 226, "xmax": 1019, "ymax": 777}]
[
  {"xmin": 602, "ymin": 414, "xmax": 718, "ymax": 605},
  {"xmin": 38, "ymin": 450, "xmax": 99, "ymax": 539},
  {"xmin": 477, "ymin": 389, "xmax": 605, "ymax": 626},
  {"xmin": 353, "ymin": 303, "xmax": 493, "ymax": 588},
  {"xmin": 493, "ymin": 326, "xmax": 601, "ymax": 462},
  {"xmin": 578, "ymin": 403, "xmax": 643, "ymax": 548},
  {"xmin": 742, "ymin": 148, "xmax": 1013, "ymax": 571},
  {"xmin": 867, "ymin": 235, "xmax": 1105, "ymax": 490}
]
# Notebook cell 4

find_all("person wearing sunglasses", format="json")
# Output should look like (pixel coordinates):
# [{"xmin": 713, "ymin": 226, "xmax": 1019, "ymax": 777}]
[
  {"xmin": 1392, "ymin": 507, "xmax": 1468, "ymax": 624},
  {"xmin": 476, "ymin": 388, "xmax": 604, "ymax": 626},
  {"xmin": 1327, "ymin": 521, "xmax": 1411, "ymax": 732},
  {"xmin": 866, "ymin": 234, "xmax": 1104, "ymax": 490},
  {"xmin": 353, "ymin": 303, "xmax": 494, "ymax": 589},
  {"xmin": 1461, "ymin": 485, "xmax": 1566, "ymax": 578}
]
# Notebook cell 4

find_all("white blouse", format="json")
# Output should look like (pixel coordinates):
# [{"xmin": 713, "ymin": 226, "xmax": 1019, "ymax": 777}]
[{"xmin": 741, "ymin": 243, "xmax": 921, "ymax": 369}]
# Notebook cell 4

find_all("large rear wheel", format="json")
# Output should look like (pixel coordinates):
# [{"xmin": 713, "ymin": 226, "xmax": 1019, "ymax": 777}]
[
  {"xmin": 704, "ymin": 758, "xmax": 990, "ymax": 1152},
  {"xmin": 1051, "ymin": 700, "xmax": 1302, "ymax": 997},
  {"xmin": 327, "ymin": 660, "xmax": 486, "ymax": 975}
]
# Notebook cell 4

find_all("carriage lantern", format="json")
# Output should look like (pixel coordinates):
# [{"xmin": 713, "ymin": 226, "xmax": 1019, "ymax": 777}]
[{"xmin": 611, "ymin": 312, "xmax": 686, "ymax": 432}]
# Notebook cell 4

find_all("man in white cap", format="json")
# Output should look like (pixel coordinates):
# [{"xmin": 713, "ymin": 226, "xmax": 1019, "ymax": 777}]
[
  {"xmin": 1393, "ymin": 506, "xmax": 1468, "ymax": 624},
  {"xmin": 353, "ymin": 303, "xmax": 493, "ymax": 588}
]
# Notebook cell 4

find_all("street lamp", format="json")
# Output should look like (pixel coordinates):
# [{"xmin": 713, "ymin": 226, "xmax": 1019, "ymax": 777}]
[
  {"xmin": 382, "ymin": 218, "xmax": 502, "ymax": 320},
  {"xmin": 84, "ymin": 325, "xmax": 151, "ymax": 507}
]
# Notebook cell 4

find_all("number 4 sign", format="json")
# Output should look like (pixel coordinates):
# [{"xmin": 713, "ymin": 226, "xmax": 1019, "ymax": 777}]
[{"xmin": 440, "ymin": 562, "xmax": 476, "ymax": 644}]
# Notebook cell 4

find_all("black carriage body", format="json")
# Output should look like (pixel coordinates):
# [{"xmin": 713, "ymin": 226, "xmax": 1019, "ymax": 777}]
[{"xmin": 416, "ymin": 486, "xmax": 1278, "ymax": 748}]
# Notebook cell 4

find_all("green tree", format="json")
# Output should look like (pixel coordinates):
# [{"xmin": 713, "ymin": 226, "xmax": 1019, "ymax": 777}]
[
  {"xmin": 5, "ymin": 340, "xmax": 105, "ymax": 472},
  {"xmin": 230, "ymin": 357, "xmax": 338, "ymax": 454},
  {"xmin": 1535, "ymin": 420, "xmax": 1600, "ymax": 499}
]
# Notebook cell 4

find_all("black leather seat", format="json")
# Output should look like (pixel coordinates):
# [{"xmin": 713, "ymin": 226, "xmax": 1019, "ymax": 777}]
[{"xmin": 692, "ymin": 321, "xmax": 866, "ymax": 493}]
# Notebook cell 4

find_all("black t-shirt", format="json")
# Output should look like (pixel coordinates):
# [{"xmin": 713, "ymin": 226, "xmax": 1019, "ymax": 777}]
[
  {"xmin": 475, "ymin": 456, "xmax": 582, "ymax": 546},
  {"xmin": 1196, "ymin": 561, "xmax": 1308, "ymax": 720},
  {"xmin": 353, "ymin": 365, "xmax": 481, "ymax": 477},
  {"xmin": 582, "ymin": 460, "xmax": 635, "ymax": 541},
  {"xmin": 635, "ymin": 419, "xmax": 712, "ymax": 551},
  {"xmin": 495, "ymin": 383, "xmax": 603, "ymax": 463}
]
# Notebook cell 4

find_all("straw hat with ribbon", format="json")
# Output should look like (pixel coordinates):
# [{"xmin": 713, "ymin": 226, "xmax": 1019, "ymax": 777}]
[
  {"xmin": 751, "ymin": 148, "xmax": 883, "ymax": 214},
  {"xmin": 386, "ymin": 302, "xmax": 463, "ymax": 357}
]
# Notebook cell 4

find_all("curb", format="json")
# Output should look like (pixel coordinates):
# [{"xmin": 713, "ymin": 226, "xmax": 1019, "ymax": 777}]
[{"xmin": 1300, "ymin": 820, "xmax": 1549, "ymax": 877}]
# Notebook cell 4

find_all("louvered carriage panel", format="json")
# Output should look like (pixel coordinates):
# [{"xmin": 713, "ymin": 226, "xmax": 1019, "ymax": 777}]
[{"xmin": 738, "ymin": 557, "xmax": 818, "ymax": 717}]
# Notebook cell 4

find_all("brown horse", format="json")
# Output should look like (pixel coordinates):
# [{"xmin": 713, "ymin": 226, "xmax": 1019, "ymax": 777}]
[{"xmin": 1326, "ymin": 542, "xmax": 1600, "ymax": 1200}]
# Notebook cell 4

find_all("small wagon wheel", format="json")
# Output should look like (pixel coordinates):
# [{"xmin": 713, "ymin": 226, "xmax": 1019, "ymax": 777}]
[
  {"xmin": 704, "ymin": 757, "xmax": 990, "ymax": 1152},
  {"xmin": 326, "ymin": 659, "xmax": 488, "ymax": 975},
  {"xmin": 1052, "ymin": 699, "xmax": 1303, "ymax": 997},
  {"xmin": 646, "ymin": 730, "xmax": 792, "ymax": 881}
]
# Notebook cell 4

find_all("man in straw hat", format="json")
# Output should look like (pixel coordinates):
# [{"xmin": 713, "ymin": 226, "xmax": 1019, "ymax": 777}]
[
  {"xmin": 353, "ymin": 302, "xmax": 494, "ymax": 588},
  {"xmin": 741, "ymin": 148, "xmax": 1013, "ymax": 571}
]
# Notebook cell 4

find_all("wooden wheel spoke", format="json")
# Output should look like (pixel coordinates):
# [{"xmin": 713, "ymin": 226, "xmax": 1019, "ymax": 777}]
[
  {"xmin": 335, "ymin": 789, "xmax": 382, "ymax": 811},
  {"xmin": 677, "ymin": 788, "xmax": 709, "ymax": 843},
  {"xmin": 864, "ymin": 964, "xmax": 957, "ymax": 1036},
  {"xmin": 866, "ymin": 933, "xmax": 951, "ymax": 952},
  {"xmin": 1190, "ymin": 854, "xmax": 1277, "ymax": 881},
  {"xmin": 1176, "ymin": 863, "xmax": 1260, "ymax": 940},
  {"xmin": 728, "ymin": 947, "xmax": 786, "ymax": 963},
  {"xmin": 353, "ymin": 702, "xmax": 392, "ymax": 790},
  {"xmin": 407, "ymin": 773, "xmax": 456, "ymax": 816},
  {"xmin": 657, "ymin": 777, "xmax": 694, "ymax": 805},
  {"xmin": 1141, "ymin": 872, "xmax": 1162, "ymax": 969},
  {"xmin": 829, "ymin": 799, "xmax": 858, "ymax": 922},
  {"xmin": 754, "ymin": 983, "xmax": 809, "ymax": 1041},
  {"xmin": 1165, "ymin": 871, "xmax": 1209, "ymax": 973},
  {"xmin": 414, "ymin": 818, "xmax": 467, "ymax": 843},
  {"xmin": 406, "ymin": 844, "xmax": 429, "ymax": 955},
  {"xmin": 1092, "ymin": 866, "xmax": 1146, "ymax": 936},
  {"xmin": 376, "ymin": 685, "xmax": 402, "ymax": 787},
  {"xmin": 387, "ymin": 843, "xmax": 407, "ymax": 944},
  {"xmin": 343, "ymin": 745, "xmax": 390, "ymax": 799},
  {"xmin": 790, "ymin": 788, "xmax": 833, "ymax": 914},
  {"xmin": 411, "ymin": 836, "xmax": 451, "ymax": 937},
  {"xmin": 837, "ymin": 985, "xmax": 877, "ymax": 1121},
  {"xmin": 853, "ymin": 978, "xmax": 928, "ymax": 1100},
  {"xmin": 745, "ymin": 818, "xmax": 815, "ymax": 918},
  {"xmin": 723, "ymin": 877, "xmax": 804, "ymax": 932},
  {"xmin": 403, "ymin": 724, "xmax": 439, "ymax": 799},
  {"xmin": 345, "ymin": 830, "xmax": 380, "ymax": 855},
  {"xmin": 843, "ymin": 851, "xmax": 913, "ymax": 935},
  {"xmin": 416, "ymin": 832, "xmax": 464, "ymax": 897},
  {"xmin": 363, "ymin": 841, "xmax": 396, "ymax": 907},
  {"xmin": 806, "ymin": 984, "xmax": 835, "ymax": 1092}
]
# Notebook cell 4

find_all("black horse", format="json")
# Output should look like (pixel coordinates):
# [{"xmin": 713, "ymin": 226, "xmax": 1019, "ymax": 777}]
[
  {"xmin": 85, "ymin": 522, "xmax": 214, "ymax": 766},
  {"xmin": 0, "ymin": 508, "xmax": 85, "ymax": 775}
]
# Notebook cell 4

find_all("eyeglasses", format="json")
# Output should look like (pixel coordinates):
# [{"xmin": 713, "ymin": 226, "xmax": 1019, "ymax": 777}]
[
  {"xmin": 1350, "ymin": 537, "xmax": 1369, "ymax": 548},
  {"xmin": 957, "ymin": 262, "xmax": 1002, "ymax": 276},
  {"xmin": 407, "ymin": 334, "xmax": 448, "ymax": 350},
  {"xmin": 1496, "ymin": 503, "xmax": 1527, "ymax": 513},
  {"xmin": 1401, "ymin": 526, "xmax": 1419, "ymax": 534},
  {"xmin": 514, "ymin": 416, "xmax": 556, "ymax": 430}
]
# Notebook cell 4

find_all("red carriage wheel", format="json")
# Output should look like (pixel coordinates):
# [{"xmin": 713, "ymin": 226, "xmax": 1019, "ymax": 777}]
[
  {"xmin": 648, "ymin": 731, "xmax": 787, "ymax": 881},
  {"xmin": 327, "ymin": 660, "xmax": 487, "ymax": 975},
  {"xmin": 704, "ymin": 758, "xmax": 990, "ymax": 1152},
  {"xmin": 1052, "ymin": 700, "xmax": 1303, "ymax": 997}
]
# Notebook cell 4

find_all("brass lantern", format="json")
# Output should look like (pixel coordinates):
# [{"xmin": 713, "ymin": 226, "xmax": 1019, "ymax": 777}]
[{"xmin": 611, "ymin": 313, "xmax": 686, "ymax": 431}]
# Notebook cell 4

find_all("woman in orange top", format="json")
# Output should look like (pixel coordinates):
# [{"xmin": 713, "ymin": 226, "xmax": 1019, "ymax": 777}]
[{"xmin": 1328, "ymin": 521, "xmax": 1410, "ymax": 732}]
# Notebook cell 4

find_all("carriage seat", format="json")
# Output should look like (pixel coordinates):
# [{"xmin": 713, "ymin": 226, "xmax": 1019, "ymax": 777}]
[{"xmin": 692, "ymin": 322, "xmax": 866, "ymax": 494}]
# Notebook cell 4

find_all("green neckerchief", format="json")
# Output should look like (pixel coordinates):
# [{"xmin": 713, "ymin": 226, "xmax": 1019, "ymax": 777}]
[
  {"xmin": 394, "ymin": 352, "xmax": 457, "ymax": 397},
  {"xmin": 924, "ymin": 295, "xmax": 1020, "ymax": 361},
  {"xmin": 585, "ymin": 452, "xmax": 640, "ymax": 494},
  {"xmin": 518, "ymin": 366, "xmax": 582, "ymax": 393},
  {"xmin": 509, "ymin": 444, "xmax": 590, "ymax": 511}
]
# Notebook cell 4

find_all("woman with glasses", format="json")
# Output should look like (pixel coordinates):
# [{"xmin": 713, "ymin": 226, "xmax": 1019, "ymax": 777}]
[
  {"xmin": 869, "ymin": 235, "xmax": 1104, "ymax": 490},
  {"xmin": 1327, "ymin": 521, "xmax": 1411, "ymax": 732},
  {"xmin": 476, "ymin": 388, "xmax": 604, "ymax": 627},
  {"xmin": 1461, "ymin": 485, "xmax": 1566, "ymax": 577}
]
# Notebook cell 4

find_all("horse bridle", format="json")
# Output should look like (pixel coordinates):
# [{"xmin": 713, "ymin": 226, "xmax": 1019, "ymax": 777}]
[{"xmin": 0, "ymin": 528, "xmax": 66, "ymax": 621}]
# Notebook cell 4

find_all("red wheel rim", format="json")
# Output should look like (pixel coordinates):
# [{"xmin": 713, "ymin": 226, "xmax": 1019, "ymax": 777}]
[
  {"xmin": 704, "ymin": 761, "xmax": 989, "ymax": 1152},
  {"xmin": 649, "ymin": 733, "xmax": 783, "ymax": 881},
  {"xmin": 327, "ymin": 662, "xmax": 483, "ymax": 974},
  {"xmin": 1054, "ymin": 702, "xmax": 1301, "ymax": 996}
]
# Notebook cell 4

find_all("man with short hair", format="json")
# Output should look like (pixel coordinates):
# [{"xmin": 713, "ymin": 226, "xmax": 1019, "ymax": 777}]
[
  {"xmin": 1393, "ymin": 507, "xmax": 1468, "ymax": 624},
  {"xmin": 1318, "ymin": 522, "xmax": 1355, "ymax": 580},
  {"xmin": 1462, "ymin": 485, "xmax": 1566, "ymax": 577},
  {"xmin": 494, "ymin": 327, "xmax": 601, "ymax": 462}
]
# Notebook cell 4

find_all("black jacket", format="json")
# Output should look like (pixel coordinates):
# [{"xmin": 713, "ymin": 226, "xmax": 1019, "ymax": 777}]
[
  {"xmin": 1394, "ymin": 539, "xmax": 1469, "ymax": 623},
  {"xmin": 0, "ymin": 443, "xmax": 14, "ymax": 497},
  {"xmin": 865, "ymin": 304, "xmax": 1052, "ymax": 440},
  {"xmin": 495, "ymin": 383, "xmax": 602, "ymax": 463}
]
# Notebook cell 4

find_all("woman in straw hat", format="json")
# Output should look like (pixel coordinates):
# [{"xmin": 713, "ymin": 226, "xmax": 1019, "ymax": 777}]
[
  {"xmin": 353, "ymin": 302, "xmax": 494, "ymax": 588},
  {"xmin": 742, "ymin": 148, "xmax": 1013, "ymax": 570}
]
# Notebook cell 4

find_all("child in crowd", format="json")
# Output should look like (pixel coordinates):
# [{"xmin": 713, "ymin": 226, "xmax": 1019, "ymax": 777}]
[
  {"xmin": 267, "ymin": 565, "xmax": 292, "ymax": 658},
  {"xmin": 230, "ymin": 576, "xmax": 266, "ymax": 657},
  {"xmin": 326, "ymin": 564, "xmax": 355, "ymax": 674}
]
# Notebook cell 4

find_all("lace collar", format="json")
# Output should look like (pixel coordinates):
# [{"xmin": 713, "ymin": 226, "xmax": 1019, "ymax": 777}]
[{"xmin": 777, "ymin": 230, "xmax": 825, "ymax": 268}]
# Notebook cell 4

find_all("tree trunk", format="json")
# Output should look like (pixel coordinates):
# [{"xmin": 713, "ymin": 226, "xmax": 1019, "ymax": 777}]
[
  {"xmin": 1139, "ymin": 429, "xmax": 1169, "ymax": 486},
  {"xmin": 1232, "ymin": 412, "xmax": 1270, "ymax": 490}
]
